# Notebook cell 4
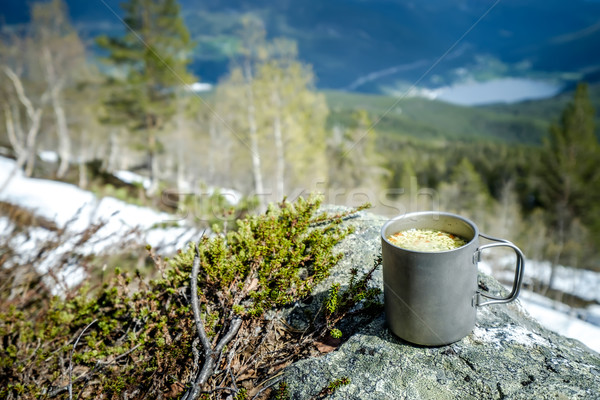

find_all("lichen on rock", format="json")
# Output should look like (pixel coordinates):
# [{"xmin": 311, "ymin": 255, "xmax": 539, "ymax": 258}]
[{"xmin": 283, "ymin": 210, "xmax": 600, "ymax": 400}]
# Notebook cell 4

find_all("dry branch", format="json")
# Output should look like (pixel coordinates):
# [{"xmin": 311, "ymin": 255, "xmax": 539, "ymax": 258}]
[{"xmin": 182, "ymin": 247, "xmax": 243, "ymax": 400}]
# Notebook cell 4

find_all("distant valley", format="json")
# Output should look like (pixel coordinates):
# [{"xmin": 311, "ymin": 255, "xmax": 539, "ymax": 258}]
[{"xmin": 3, "ymin": 0, "xmax": 600, "ymax": 95}]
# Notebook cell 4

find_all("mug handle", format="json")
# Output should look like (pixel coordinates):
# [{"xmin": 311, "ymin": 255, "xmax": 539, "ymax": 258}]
[{"xmin": 473, "ymin": 233, "xmax": 525, "ymax": 307}]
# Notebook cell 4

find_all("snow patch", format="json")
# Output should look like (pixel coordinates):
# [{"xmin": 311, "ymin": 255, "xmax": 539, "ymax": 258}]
[
  {"xmin": 0, "ymin": 156, "xmax": 202, "ymax": 293},
  {"xmin": 489, "ymin": 256, "xmax": 600, "ymax": 304},
  {"xmin": 39, "ymin": 150, "xmax": 59, "ymax": 163},
  {"xmin": 113, "ymin": 170, "xmax": 151, "ymax": 189},
  {"xmin": 519, "ymin": 290, "xmax": 600, "ymax": 353}
]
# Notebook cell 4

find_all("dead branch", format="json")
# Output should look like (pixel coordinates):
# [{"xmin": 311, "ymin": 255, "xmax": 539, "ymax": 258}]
[
  {"xmin": 96, "ymin": 344, "xmax": 141, "ymax": 366},
  {"xmin": 69, "ymin": 319, "xmax": 98, "ymax": 400},
  {"xmin": 190, "ymin": 245, "xmax": 212, "ymax": 356},
  {"xmin": 182, "ymin": 247, "xmax": 243, "ymax": 400},
  {"xmin": 46, "ymin": 342, "xmax": 141, "ymax": 399}
]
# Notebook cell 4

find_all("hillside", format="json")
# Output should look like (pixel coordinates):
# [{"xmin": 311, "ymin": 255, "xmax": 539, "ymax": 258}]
[
  {"xmin": 325, "ymin": 82, "xmax": 600, "ymax": 144},
  {"xmin": 4, "ymin": 0, "xmax": 600, "ymax": 92}
]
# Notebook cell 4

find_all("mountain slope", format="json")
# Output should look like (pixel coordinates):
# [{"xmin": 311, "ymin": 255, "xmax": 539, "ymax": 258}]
[
  {"xmin": 4, "ymin": 0, "xmax": 600, "ymax": 92},
  {"xmin": 325, "ymin": 83, "xmax": 600, "ymax": 143}
]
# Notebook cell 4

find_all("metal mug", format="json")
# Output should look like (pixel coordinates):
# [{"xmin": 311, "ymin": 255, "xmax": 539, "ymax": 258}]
[{"xmin": 381, "ymin": 211, "xmax": 525, "ymax": 346}]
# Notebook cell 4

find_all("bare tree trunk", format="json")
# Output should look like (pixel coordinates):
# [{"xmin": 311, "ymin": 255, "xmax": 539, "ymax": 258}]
[
  {"xmin": 147, "ymin": 132, "xmax": 160, "ymax": 196},
  {"xmin": 24, "ymin": 141, "xmax": 37, "ymax": 177},
  {"xmin": 543, "ymin": 203, "xmax": 567, "ymax": 297},
  {"xmin": 208, "ymin": 117, "xmax": 217, "ymax": 183},
  {"xmin": 3, "ymin": 104, "xmax": 25, "ymax": 157},
  {"xmin": 78, "ymin": 129, "xmax": 88, "ymax": 189},
  {"xmin": 273, "ymin": 108, "xmax": 285, "ymax": 201},
  {"xmin": 0, "ymin": 149, "xmax": 28, "ymax": 194},
  {"xmin": 174, "ymin": 100, "xmax": 189, "ymax": 192},
  {"xmin": 52, "ymin": 89, "xmax": 70, "ymax": 178},
  {"xmin": 0, "ymin": 66, "xmax": 45, "ymax": 190},
  {"xmin": 545, "ymin": 231, "xmax": 563, "ymax": 298},
  {"xmin": 243, "ymin": 61, "xmax": 266, "ymax": 211},
  {"xmin": 42, "ymin": 47, "xmax": 71, "ymax": 178},
  {"xmin": 0, "ymin": 107, "xmax": 42, "ymax": 192},
  {"xmin": 105, "ymin": 131, "xmax": 119, "ymax": 173},
  {"xmin": 498, "ymin": 180, "xmax": 516, "ymax": 238}
]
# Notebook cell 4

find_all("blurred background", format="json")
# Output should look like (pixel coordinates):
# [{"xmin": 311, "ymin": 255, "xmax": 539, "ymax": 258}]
[{"xmin": 1, "ymin": 0, "xmax": 599, "ymax": 351}]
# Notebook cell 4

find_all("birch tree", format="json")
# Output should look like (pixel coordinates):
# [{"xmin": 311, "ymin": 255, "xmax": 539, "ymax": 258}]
[
  {"xmin": 0, "ymin": 32, "xmax": 48, "ymax": 191},
  {"xmin": 216, "ymin": 25, "xmax": 329, "ymax": 205},
  {"xmin": 236, "ymin": 15, "xmax": 268, "ymax": 209},
  {"xmin": 31, "ymin": 0, "xmax": 86, "ymax": 178},
  {"xmin": 0, "ymin": 64, "xmax": 47, "ymax": 192},
  {"xmin": 0, "ymin": 0, "xmax": 89, "ymax": 189},
  {"xmin": 254, "ymin": 39, "xmax": 329, "ymax": 199}
]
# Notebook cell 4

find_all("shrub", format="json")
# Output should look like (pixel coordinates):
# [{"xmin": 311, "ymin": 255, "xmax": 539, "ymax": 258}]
[{"xmin": 0, "ymin": 195, "xmax": 381, "ymax": 399}]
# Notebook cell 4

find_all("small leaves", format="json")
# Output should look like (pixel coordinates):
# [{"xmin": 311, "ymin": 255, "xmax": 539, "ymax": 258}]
[
  {"xmin": 328, "ymin": 376, "xmax": 350, "ymax": 390},
  {"xmin": 326, "ymin": 283, "xmax": 341, "ymax": 314},
  {"xmin": 329, "ymin": 328, "xmax": 342, "ymax": 339},
  {"xmin": 0, "ymin": 196, "xmax": 374, "ymax": 399},
  {"xmin": 273, "ymin": 382, "xmax": 290, "ymax": 400}
]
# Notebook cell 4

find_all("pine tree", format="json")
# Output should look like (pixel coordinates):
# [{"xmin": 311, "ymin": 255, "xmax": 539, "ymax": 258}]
[
  {"xmin": 539, "ymin": 82, "xmax": 600, "ymax": 270},
  {"xmin": 96, "ymin": 0, "xmax": 195, "ymax": 193}
]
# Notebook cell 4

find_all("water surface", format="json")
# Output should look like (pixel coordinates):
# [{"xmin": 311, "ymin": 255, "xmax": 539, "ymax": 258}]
[{"xmin": 436, "ymin": 78, "xmax": 563, "ymax": 106}]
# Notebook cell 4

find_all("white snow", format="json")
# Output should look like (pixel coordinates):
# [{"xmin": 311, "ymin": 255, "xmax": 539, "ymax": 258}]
[
  {"xmin": 113, "ymin": 170, "xmax": 151, "ymax": 189},
  {"xmin": 0, "ymin": 156, "xmax": 200, "ymax": 291},
  {"xmin": 39, "ymin": 150, "xmax": 59, "ymax": 163},
  {"xmin": 479, "ymin": 254, "xmax": 600, "ymax": 354},
  {"xmin": 483, "ymin": 255, "xmax": 600, "ymax": 303},
  {"xmin": 0, "ymin": 156, "xmax": 196, "ymax": 245},
  {"xmin": 186, "ymin": 82, "xmax": 213, "ymax": 92},
  {"xmin": 518, "ymin": 290, "xmax": 600, "ymax": 354}
]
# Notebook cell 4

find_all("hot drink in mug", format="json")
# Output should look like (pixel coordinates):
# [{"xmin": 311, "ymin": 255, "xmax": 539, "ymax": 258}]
[{"xmin": 381, "ymin": 212, "xmax": 525, "ymax": 346}]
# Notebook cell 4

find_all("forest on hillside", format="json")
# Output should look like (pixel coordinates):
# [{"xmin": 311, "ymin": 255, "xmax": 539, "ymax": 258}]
[{"xmin": 1, "ymin": 0, "xmax": 599, "ymax": 274}]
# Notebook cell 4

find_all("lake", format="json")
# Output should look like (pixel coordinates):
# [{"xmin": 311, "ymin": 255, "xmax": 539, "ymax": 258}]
[{"xmin": 436, "ymin": 78, "xmax": 563, "ymax": 106}]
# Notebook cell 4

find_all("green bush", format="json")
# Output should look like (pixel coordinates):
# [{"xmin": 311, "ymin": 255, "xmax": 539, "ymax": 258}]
[{"xmin": 0, "ymin": 195, "xmax": 381, "ymax": 399}]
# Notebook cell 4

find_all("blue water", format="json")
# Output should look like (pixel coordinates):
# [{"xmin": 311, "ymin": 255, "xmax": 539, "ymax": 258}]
[{"xmin": 436, "ymin": 78, "xmax": 563, "ymax": 106}]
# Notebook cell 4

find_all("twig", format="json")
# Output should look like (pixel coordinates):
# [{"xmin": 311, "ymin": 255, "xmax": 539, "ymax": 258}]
[
  {"xmin": 48, "ymin": 333, "xmax": 140, "ymax": 398},
  {"xmin": 182, "ymin": 247, "xmax": 243, "ymax": 400},
  {"xmin": 217, "ymin": 333, "xmax": 243, "ymax": 387},
  {"xmin": 191, "ymin": 337, "xmax": 200, "ymax": 374},
  {"xmin": 191, "ymin": 318, "xmax": 242, "ymax": 395},
  {"xmin": 199, "ymin": 386, "xmax": 236, "ymax": 395},
  {"xmin": 251, "ymin": 372, "xmax": 285, "ymax": 400},
  {"xmin": 96, "ymin": 343, "xmax": 141, "ymax": 366},
  {"xmin": 214, "ymin": 318, "xmax": 243, "ymax": 356},
  {"xmin": 190, "ymin": 246, "xmax": 211, "ymax": 353},
  {"xmin": 68, "ymin": 319, "xmax": 97, "ymax": 400}
]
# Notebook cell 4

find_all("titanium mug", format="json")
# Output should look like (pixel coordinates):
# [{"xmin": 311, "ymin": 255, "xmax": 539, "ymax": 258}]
[{"xmin": 381, "ymin": 211, "xmax": 525, "ymax": 346}]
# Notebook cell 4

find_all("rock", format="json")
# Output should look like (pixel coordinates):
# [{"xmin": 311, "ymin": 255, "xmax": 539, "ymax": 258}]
[{"xmin": 282, "ymin": 209, "xmax": 600, "ymax": 399}]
